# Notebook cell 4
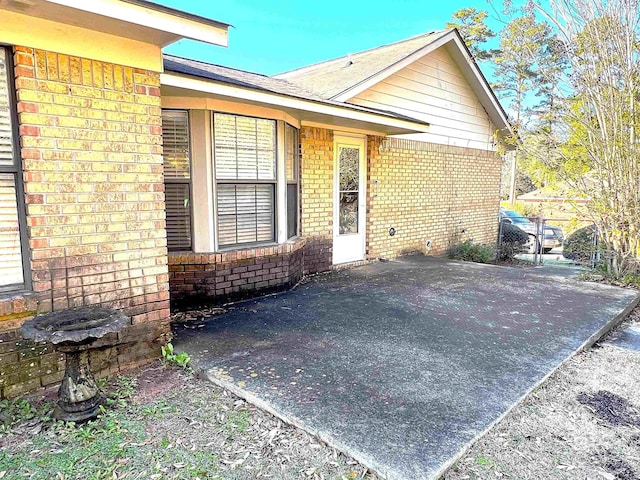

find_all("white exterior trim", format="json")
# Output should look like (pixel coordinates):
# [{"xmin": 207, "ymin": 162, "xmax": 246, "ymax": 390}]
[
  {"xmin": 332, "ymin": 134, "xmax": 367, "ymax": 265},
  {"xmin": 160, "ymin": 73, "xmax": 430, "ymax": 135},
  {"xmin": 45, "ymin": 0, "xmax": 229, "ymax": 46},
  {"xmin": 331, "ymin": 33, "xmax": 452, "ymax": 102}
]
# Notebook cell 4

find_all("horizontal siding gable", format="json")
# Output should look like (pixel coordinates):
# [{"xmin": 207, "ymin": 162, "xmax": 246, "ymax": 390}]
[{"xmin": 347, "ymin": 47, "xmax": 496, "ymax": 151}]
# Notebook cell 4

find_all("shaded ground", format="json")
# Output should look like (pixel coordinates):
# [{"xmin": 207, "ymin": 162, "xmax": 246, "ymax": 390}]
[
  {"xmin": 0, "ymin": 363, "xmax": 376, "ymax": 479},
  {"xmin": 174, "ymin": 256, "xmax": 639, "ymax": 480},
  {"xmin": 2, "ymin": 294, "xmax": 640, "ymax": 480},
  {"xmin": 444, "ymin": 308, "xmax": 640, "ymax": 480}
]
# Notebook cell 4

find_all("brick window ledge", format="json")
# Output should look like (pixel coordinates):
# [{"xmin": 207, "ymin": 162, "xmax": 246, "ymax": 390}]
[{"xmin": 0, "ymin": 291, "xmax": 40, "ymax": 330}]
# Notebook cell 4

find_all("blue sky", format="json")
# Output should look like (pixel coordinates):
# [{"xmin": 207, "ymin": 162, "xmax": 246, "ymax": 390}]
[{"xmin": 161, "ymin": 0, "xmax": 505, "ymax": 75}]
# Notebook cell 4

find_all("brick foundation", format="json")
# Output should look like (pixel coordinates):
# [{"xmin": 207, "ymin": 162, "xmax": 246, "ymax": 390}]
[{"xmin": 168, "ymin": 238, "xmax": 305, "ymax": 308}]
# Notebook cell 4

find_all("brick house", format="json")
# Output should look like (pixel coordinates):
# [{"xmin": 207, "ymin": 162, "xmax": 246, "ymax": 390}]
[{"xmin": 0, "ymin": 1, "xmax": 511, "ymax": 398}]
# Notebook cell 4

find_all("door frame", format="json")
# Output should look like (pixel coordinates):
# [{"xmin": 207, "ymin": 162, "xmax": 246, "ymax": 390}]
[{"xmin": 332, "ymin": 133, "xmax": 367, "ymax": 265}]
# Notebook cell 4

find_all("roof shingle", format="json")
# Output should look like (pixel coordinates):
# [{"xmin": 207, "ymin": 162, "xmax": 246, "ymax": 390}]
[
  {"xmin": 273, "ymin": 30, "xmax": 450, "ymax": 99},
  {"xmin": 162, "ymin": 55, "xmax": 429, "ymax": 125}
]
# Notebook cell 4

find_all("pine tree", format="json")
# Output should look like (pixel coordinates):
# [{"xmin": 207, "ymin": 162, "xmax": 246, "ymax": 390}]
[{"xmin": 445, "ymin": 8, "xmax": 499, "ymax": 62}]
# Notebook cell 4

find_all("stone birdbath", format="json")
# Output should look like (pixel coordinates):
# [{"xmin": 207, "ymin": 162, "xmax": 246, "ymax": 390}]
[{"xmin": 21, "ymin": 307, "xmax": 130, "ymax": 422}]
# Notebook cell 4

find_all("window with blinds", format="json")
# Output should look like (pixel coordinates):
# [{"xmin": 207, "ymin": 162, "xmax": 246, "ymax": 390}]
[
  {"xmin": 213, "ymin": 113, "xmax": 276, "ymax": 247},
  {"xmin": 161, "ymin": 110, "xmax": 192, "ymax": 251},
  {"xmin": 285, "ymin": 123, "xmax": 299, "ymax": 239},
  {"xmin": 0, "ymin": 47, "xmax": 27, "ymax": 291}
]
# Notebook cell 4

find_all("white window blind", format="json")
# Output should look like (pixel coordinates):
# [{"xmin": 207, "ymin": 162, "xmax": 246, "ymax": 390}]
[
  {"xmin": 162, "ymin": 110, "xmax": 192, "ymax": 251},
  {"xmin": 217, "ymin": 184, "xmax": 274, "ymax": 246},
  {"xmin": 165, "ymin": 183, "xmax": 191, "ymax": 251},
  {"xmin": 0, "ymin": 51, "xmax": 14, "ymax": 168},
  {"xmin": 162, "ymin": 110, "xmax": 190, "ymax": 179},
  {"xmin": 0, "ymin": 174, "xmax": 24, "ymax": 286},
  {"xmin": 214, "ymin": 113, "xmax": 277, "ymax": 247},
  {"xmin": 285, "ymin": 123, "xmax": 299, "ymax": 238},
  {"xmin": 0, "ymin": 47, "xmax": 25, "ymax": 290},
  {"xmin": 214, "ymin": 113, "xmax": 276, "ymax": 180}
]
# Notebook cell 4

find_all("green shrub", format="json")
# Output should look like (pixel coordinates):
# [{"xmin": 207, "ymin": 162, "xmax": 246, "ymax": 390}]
[
  {"xmin": 446, "ymin": 240, "xmax": 495, "ymax": 264},
  {"xmin": 563, "ymin": 224, "xmax": 598, "ymax": 263},
  {"xmin": 161, "ymin": 342, "xmax": 191, "ymax": 370}
]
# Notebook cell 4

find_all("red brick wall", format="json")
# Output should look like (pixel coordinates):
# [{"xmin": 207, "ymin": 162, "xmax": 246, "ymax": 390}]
[
  {"xmin": 0, "ymin": 47, "xmax": 170, "ymax": 398},
  {"xmin": 367, "ymin": 137, "xmax": 502, "ymax": 258},
  {"xmin": 299, "ymin": 127, "xmax": 334, "ymax": 273},
  {"xmin": 169, "ymin": 238, "xmax": 305, "ymax": 308}
]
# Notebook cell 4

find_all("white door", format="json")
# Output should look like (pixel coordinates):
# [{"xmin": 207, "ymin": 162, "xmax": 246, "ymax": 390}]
[{"xmin": 333, "ymin": 135, "xmax": 366, "ymax": 264}]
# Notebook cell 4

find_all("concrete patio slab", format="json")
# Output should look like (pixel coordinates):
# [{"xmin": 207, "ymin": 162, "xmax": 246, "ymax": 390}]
[{"xmin": 173, "ymin": 256, "xmax": 639, "ymax": 480}]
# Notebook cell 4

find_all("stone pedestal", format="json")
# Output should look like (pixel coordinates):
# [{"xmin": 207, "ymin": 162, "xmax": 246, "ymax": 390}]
[{"xmin": 21, "ymin": 307, "xmax": 130, "ymax": 422}]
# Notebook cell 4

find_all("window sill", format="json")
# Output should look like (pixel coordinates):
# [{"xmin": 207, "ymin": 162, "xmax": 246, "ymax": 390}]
[
  {"xmin": 0, "ymin": 288, "xmax": 34, "ymax": 303},
  {"xmin": 0, "ymin": 290, "xmax": 38, "ymax": 330},
  {"xmin": 168, "ymin": 237, "xmax": 306, "ymax": 265}
]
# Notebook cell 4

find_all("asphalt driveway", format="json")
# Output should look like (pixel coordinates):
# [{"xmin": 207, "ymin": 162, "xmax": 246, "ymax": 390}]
[{"xmin": 173, "ymin": 256, "xmax": 639, "ymax": 479}]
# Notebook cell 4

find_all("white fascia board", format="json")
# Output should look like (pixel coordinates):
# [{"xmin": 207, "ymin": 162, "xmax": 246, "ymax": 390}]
[
  {"xmin": 446, "ymin": 35, "xmax": 511, "ymax": 133},
  {"xmin": 45, "ymin": 0, "xmax": 229, "ymax": 46},
  {"xmin": 160, "ymin": 73, "xmax": 430, "ymax": 134}
]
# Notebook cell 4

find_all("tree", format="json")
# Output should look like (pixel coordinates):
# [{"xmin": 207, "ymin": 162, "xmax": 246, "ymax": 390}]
[
  {"xmin": 493, "ymin": 14, "xmax": 553, "ymax": 129},
  {"xmin": 492, "ymin": 14, "xmax": 553, "ymax": 202},
  {"xmin": 446, "ymin": 8, "xmax": 499, "ymax": 62},
  {"xmin": 513, "ymin": 0, "xmax": 640, "ymax": 275}
]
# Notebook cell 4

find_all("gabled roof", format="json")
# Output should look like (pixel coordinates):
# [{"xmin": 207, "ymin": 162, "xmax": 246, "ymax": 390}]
[
  {"xmin": 274, "ymin": 30, "xmax": 449, "ymax": 100},
  {"xmin": 276, "ymin": 29, "xmax": 511, "ymax": 135},
  {"xmin": 163, "ymin": 55, "xmax": 430, "ymax": 127}
]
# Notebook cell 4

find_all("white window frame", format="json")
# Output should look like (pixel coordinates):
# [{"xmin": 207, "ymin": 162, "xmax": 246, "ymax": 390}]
[
  {"xmin": 212, "ymin": 112, "xmax": 278, "ymax": 249},
  {"xmin": 161, "ymin": 109, "xmax": 193, "ymax": 252},
  {"xmin": 0, "ymin": 45, "xmax": 30, "ymax": 293},
  {"xmin": 284, "ymin": 123, "xmax": 300, "ymax": 240},
  {"xmin": 177, "ymin": 110, "xmax": 300, "ymax": 253}
]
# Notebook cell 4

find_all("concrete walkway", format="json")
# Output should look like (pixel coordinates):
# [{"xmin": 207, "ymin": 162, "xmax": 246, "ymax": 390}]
[{"xmin": 173, "ymin": 256, "xmax": 639, "ymax": 480}]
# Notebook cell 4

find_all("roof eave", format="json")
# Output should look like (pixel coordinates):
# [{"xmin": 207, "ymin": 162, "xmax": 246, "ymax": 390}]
[
  {"xmin": 8, "ymin": 0, "xmax": 230, "ymax": 47},
  {"xmin": 160, "ymin": 72, "xmax": 430, "ymax": 136}
]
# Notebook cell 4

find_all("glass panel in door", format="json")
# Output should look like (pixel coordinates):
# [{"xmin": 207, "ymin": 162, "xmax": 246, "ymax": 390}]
[{"xmin": 338, "ymin": 146, "xmax": 359, "ymax": 235}]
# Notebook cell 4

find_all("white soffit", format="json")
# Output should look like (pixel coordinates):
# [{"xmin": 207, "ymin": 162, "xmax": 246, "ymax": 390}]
[{"xmin": 0, "ymin": 0, "xmax": 230, "ymax": 47}]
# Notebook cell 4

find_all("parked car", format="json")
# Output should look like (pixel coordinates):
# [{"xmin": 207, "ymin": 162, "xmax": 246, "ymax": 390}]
[{"xmin": 499, "ymin": 209, "xmax": 564, "ymax": 254}]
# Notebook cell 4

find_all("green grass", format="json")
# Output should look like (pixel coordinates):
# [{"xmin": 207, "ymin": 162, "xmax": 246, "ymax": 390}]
[{"xmin": 0, "ymin": 365, "xmax": 373, "ymax": 480}]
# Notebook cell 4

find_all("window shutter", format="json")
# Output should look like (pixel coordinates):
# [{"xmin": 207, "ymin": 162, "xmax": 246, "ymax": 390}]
[
  {"xmin": 164, "ymin": 183, "xmax": 191, "ymax": 251},
  {"xmin": 162, "ymin": 110, "xmax": 190, "ymax": 179},
  {"xmin": 0, "ymin": 173, "xmax": 24, "ymax": 286},
  {"xmin": 217, "ymin": 184, "xmax": 274, "ymax": 246}
]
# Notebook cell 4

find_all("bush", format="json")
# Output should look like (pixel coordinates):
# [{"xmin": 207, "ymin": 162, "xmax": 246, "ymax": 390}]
[
  {"xmin": 563, "ymin": 224, "xmax": 598, "ymax": 263},
  {"xmin": 446, "ymin": 240, "xmax": 495, "ymax": 264},
  {"xmin": 498, "ymin": 222, "xmax": 529, "ymax": 261}
]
